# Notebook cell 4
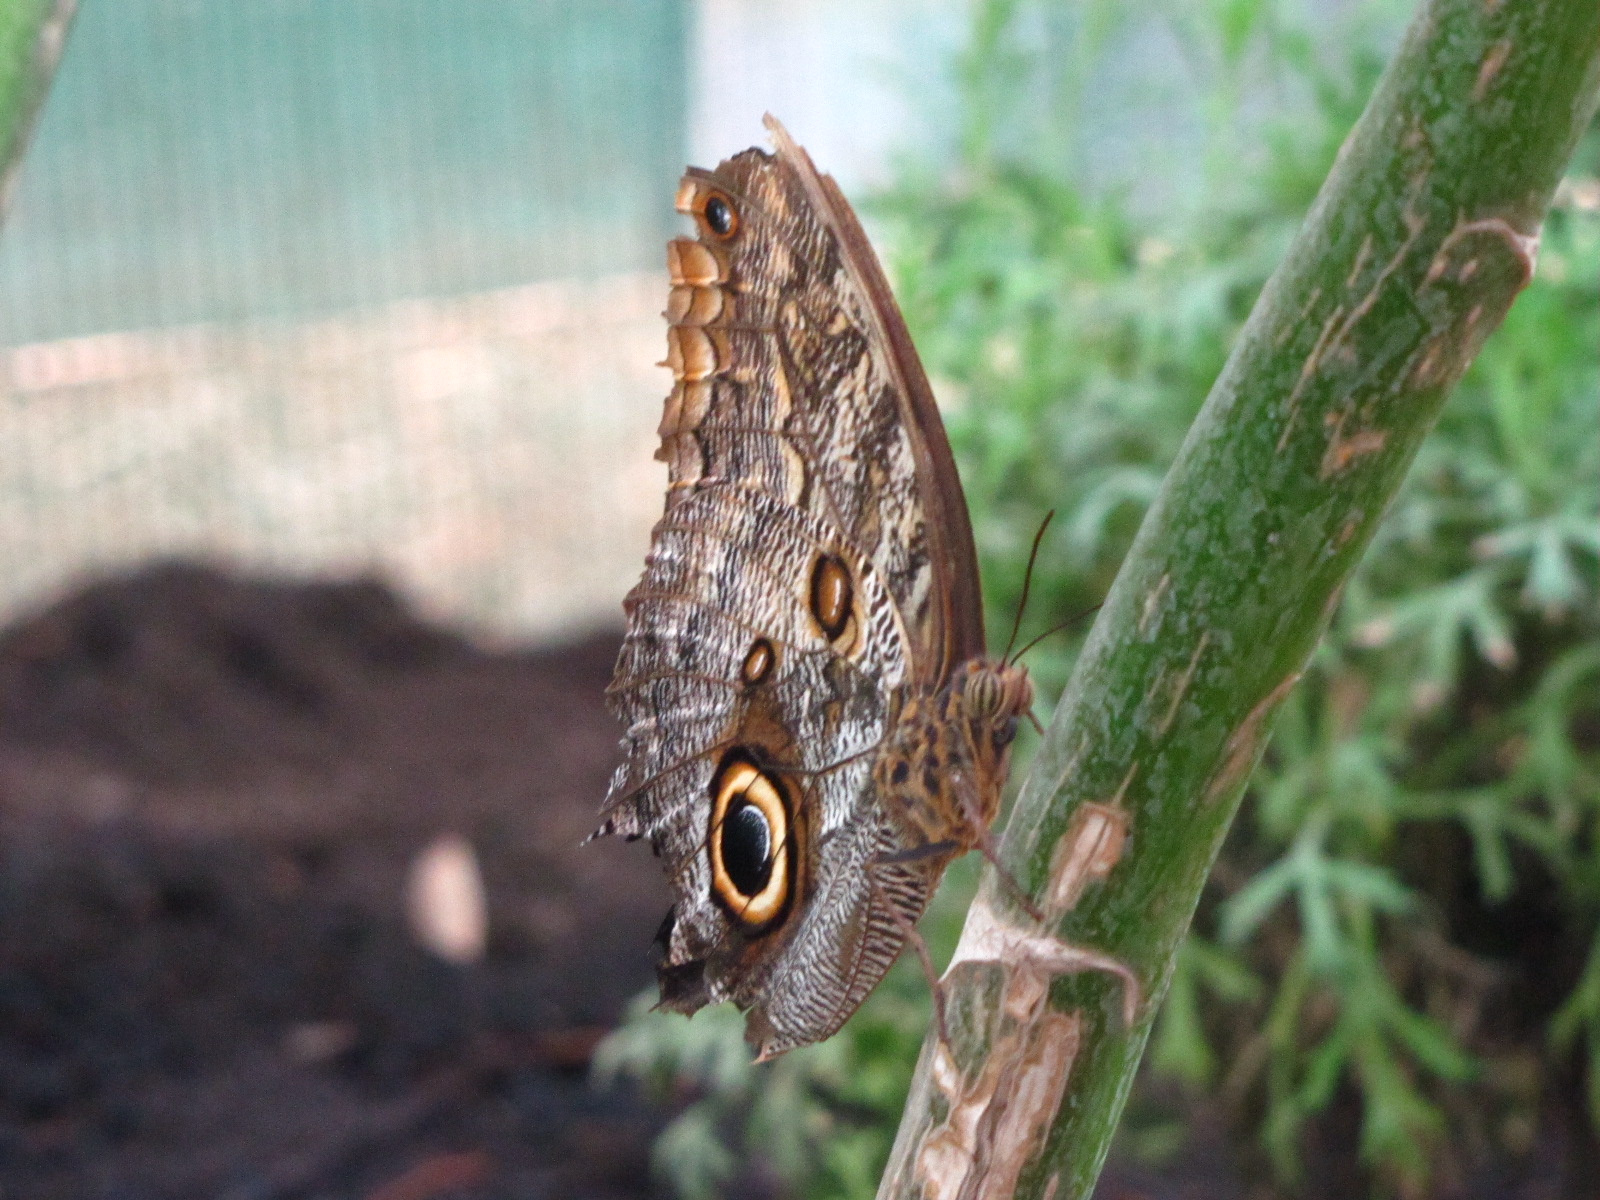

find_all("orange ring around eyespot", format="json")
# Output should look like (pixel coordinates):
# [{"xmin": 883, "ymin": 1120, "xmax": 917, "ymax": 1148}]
[
  {"xmin": 698, "ymin": 189, "xmax": 740, "ymax": 240},
  {"xmin": 709, "ymin": 759, "xmax": 790, "ymax": 928}
]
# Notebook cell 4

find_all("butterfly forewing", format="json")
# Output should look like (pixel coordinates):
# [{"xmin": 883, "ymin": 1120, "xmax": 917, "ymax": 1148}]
[{"xmin": 599, "ymin": 118, "xmax": 994, "ymax": 1057}]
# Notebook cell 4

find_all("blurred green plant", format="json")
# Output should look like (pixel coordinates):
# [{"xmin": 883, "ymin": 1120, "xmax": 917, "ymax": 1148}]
[
  {"xmin": 0, "ymin": 0, "xmax": 76, "ymax": 218},
  {"xmin": 596, "ymin": 0, "xmax": 1599, "ymax": 1195}
]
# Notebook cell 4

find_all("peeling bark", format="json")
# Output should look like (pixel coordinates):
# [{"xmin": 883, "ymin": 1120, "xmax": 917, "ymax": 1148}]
[{"xmin": 878, "ymin": 1, "xmax": 1600, "ymax": 1196}]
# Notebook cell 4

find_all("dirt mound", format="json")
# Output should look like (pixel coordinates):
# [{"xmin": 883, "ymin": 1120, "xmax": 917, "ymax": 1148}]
[{"xmin": 0, "ymin": 562, "xmax": 671, "ymax": 1199}]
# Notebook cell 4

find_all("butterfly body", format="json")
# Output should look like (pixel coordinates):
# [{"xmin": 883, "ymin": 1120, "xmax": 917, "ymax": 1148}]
[
  {"xmin": 873, "ymin": 660, "xmax": 1033, "ymax": 860},
  {"xmin": 597, "ymin": 117, "xmax": 1029, "ymax": 1058}
]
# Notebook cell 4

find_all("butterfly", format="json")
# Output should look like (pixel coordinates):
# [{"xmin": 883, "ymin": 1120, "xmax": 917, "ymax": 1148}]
[{"xmin": 593, "ymin": 116, "xmax": 1034, "ymax": 1059}]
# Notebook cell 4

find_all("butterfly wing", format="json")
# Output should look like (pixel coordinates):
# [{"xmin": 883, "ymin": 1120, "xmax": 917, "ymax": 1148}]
[
  {"xmin": 760, "ymin": 116, "xmax": 984, "ymax": 680},
  {"xmin": 598, "ymin": 117, "xmax": 983, "ymax": 1056}
]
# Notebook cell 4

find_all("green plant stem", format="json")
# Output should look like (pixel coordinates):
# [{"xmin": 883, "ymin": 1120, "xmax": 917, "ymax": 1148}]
[
  {"xmin": 0, "ymin": 0, "xmax": 75, "ymax": 220},
  {"xmin": 877, "ymin": 1, "xmax": 1600, "ymax": 1197}
]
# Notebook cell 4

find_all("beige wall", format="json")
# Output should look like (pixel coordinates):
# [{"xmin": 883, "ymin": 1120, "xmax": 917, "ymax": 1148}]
[{"xmin": 0, "ymin": 274, "xmax": 667, "ymax": 639}]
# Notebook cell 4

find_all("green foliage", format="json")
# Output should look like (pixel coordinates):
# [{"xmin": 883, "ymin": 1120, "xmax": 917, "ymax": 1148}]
[
  {"xmin": 596, "ymin": 1, "xmax": 1599, "ymax": 1194},
  {"xmin": 1188, "ymin": 164, "xmax": 1600, "ymax": 1192}
]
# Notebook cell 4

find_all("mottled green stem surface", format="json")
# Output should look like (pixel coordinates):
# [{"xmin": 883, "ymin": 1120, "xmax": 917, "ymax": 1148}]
[
  {"xmin": 0, "ymin": 0, "xmax": 74, "ymax": 219},
  {"xmin": 878, "ymin": 2, "xmax": 1600, "ymax": 1197}
]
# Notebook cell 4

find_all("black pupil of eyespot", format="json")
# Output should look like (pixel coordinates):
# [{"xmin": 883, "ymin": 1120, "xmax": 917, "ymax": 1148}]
[
  {"xmin": 995, "ymin": 718, "xmax": 1018, "ymax": 748},
  {"xmin": 705, "ymin": 196, "xmax": 734, "ymax": 235},
  {"xmin": 721, "ymin": 798, "xmax": 773, "ymax": 897}
]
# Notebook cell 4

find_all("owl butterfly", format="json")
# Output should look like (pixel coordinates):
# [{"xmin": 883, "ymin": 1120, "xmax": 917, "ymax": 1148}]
[{"xmin": 595, "ymin": 115, "xmax": 1035, "ymax": 1059}]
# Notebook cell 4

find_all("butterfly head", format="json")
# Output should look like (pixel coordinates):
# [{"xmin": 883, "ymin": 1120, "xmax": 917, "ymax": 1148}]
[{"xmin": 957, "ymin": 658, "xmax": 1035, "ymax": 761}]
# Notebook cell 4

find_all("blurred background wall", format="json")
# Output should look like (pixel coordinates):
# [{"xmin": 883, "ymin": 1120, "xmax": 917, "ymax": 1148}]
[{"xmin": 0, "ymin": 0, "xmax": 960, "ymax": 640}]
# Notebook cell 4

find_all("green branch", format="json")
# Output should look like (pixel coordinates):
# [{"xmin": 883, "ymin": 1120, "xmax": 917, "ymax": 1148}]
[
  {"xmin": 0, "ymin": 0, "xmax": 75, "ymax": 221},
  {"xmin": 878, "ymin": 1, "xmax": 1600, "ymax": 1196}
]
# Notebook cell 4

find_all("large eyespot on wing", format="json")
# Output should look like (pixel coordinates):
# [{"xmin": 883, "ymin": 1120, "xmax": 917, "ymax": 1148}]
[{"xmin": 708, "ymin": 754, "xmax": 793, "ymax": 930}]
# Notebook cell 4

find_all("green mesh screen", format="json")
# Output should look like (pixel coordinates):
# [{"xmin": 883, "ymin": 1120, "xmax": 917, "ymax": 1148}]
[{"xmin": 0, "ymin": 0, "xmax": 687, "ymax": 636}]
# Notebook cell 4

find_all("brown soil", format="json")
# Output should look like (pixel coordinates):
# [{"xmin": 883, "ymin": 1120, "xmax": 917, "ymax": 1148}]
[{"xmin": 0, "ymin": 562, "xmax": 671, "ymax": 1199}]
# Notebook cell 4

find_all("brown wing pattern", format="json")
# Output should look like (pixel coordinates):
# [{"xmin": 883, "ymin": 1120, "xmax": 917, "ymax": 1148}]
[
  {"xmin": 760, "ymin": 118, "xmax": 984, "ymax": 678},
  {"xmin": 597, "ymin": 118, "xmax": 984, "ymax": 1056}
]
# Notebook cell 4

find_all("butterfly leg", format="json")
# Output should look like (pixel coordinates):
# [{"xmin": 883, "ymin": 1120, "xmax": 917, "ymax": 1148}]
[
  {"xmin": 966, "ymin": 825, "xmax": 1046, "ymax": 925},
  {"xmin": 875, "ymin": 838, "xmax": 960, "ymax": 866},
  {"xmin": 945, "ymin": 784, "xmax": 1046, "ymax": 924}
]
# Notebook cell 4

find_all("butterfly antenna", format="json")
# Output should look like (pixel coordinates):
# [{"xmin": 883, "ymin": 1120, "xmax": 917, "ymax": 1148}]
[
  {"xmin": 1002, "ymin": 510, "xmax": 1055, "ymax": 664},
  {"xmin": 1009, "ymin": 601, "xmax": 1104, "ymax": 666}
]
